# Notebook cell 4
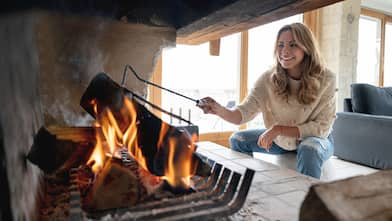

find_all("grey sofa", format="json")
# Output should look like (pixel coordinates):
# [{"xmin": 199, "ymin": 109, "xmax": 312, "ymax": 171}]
[{"xmin": 332, "ymin": 83, "xmax": 392, "ymax": 169}]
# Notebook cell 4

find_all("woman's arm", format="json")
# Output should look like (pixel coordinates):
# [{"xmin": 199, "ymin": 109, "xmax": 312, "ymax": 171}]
[{"xmin": 197, "ymin": 97, "xmax": 242, "ymax": 125}]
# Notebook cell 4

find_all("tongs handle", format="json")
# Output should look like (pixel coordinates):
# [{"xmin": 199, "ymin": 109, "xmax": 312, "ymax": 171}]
[{"xmin": 122, "ymin": 64, "xmax": 200, "ymax": 104}]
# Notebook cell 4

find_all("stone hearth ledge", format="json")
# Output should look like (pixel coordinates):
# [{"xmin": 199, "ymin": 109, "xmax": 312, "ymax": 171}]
[{"xmin": 196, "ymin": 141, "xmax": 319, "ymax": 221}]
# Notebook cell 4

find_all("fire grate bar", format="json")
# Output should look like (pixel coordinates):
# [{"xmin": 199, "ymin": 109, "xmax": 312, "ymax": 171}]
[{"xmin": 69, "ymin": 154, "xmax": 254, "ymax": 221}]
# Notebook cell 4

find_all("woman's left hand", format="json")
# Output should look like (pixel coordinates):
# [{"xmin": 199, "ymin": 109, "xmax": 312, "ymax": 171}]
[{"xmin": 257, "ymin": 125, "xmax": 281, "ymax": 151}]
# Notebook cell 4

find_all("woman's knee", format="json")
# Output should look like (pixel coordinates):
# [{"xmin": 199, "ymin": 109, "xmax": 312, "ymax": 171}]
[
  {"xmin": 297, "ymin": 138, "xmax": 321, "ymax": 157},
  {"xmin": 297, "ymin": 137, "xmax": 332, "ymax": 160},
  {"xmin": 229, "ymin": 131, "xmax": 246, "ymax": 152},
  {"xmin": 229, "ymin": 130, "xmax": 260, "ymax": 155}
]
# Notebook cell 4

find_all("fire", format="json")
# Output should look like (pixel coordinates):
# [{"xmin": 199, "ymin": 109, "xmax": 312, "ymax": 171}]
[
  {"xmin": 122, "ymin": 98, "xmax": 148, "ymax": 170},
  {"xmin": 87, "ymin": 95, "xmax": 197, "ymax": 188},
  {"xmin": 87, "ymin": 133, "xmax": 106, "ymax": 173},
  {"xmin": 161, "ymin": 130, "xmax": 198, "ymax": 188}
]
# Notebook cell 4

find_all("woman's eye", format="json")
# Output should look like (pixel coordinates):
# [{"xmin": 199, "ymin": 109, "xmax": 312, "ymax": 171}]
[
  {"xmin": 278, "ymin": 44, "xmax": 284, "ymax": 48},
  {"xmin": 290, "ymin": 43, "xmax": 297, "ymax": 47}
]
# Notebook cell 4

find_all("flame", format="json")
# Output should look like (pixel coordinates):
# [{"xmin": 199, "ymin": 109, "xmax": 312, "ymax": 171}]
[
  {"xmin": 123, "ymin": 98, "xmax": 148, "ymax": 170},
  {"xmin": 88, "ymin": 96, "xmax": 148, "ymax": 173},
  {"xmin": 157, "ymin": 123, "xmax": 170, "ymax": 148},
  {"xmin": 87, "ymin": 132, "xmax": 106, "ymax": 173},
  {"xmin": 87, "ymin": 95, "xmax": 198, "ymax": 188},
  {"xmin": 161, "ymin": 128, "xmax": 198, "ymax": 188}
]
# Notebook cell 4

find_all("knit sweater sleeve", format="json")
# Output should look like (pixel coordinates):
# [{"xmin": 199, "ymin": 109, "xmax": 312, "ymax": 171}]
[
  {"xmin": 297, "ymin": 70, "xmax": 337, "ymax": 138},
  {"xmin": 236, "ymin": 71, "xmax": 269, "ymax": 124}
]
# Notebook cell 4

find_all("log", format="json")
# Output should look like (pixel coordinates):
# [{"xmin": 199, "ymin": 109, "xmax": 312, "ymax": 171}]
[
  {"xmin": 46, "ymin": 125, "xmax": 96, "ymax": 142},
  {"xmin": 27, "ymin": 126, "xmax": 95, "ymax": 174},
  {"xmin": 300, "ymin": 170, "xmax": 392, "ymax": 221},
  {"xmin": 83, "ymin": 158, "xmax": 142, "ymax": 211}
]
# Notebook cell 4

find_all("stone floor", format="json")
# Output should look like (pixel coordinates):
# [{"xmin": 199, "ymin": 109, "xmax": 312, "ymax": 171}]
[
  {"xmin": 196, "ymin": 141, "xmax": 379, "ymax": 221},
  {"xmin": 196, "ymin": 141, "xmax": 318, "ymax": 221}
]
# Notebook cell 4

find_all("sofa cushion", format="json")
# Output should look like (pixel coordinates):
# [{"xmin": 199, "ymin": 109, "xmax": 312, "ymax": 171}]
[{"xmin": 351, "ymin": 83, "xmax": 392, "ymax": 116}]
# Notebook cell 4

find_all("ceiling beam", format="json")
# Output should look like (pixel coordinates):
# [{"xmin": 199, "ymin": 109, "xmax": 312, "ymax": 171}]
[{"xmin": 176, "ymin": 0, "xmax": 344, "ymax": 45}]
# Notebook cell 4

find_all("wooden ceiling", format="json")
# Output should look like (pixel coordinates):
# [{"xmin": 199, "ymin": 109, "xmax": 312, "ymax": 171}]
[
  {"xmin": 2, "ymin": 0, "xmax": 344, "ymax": 45},
  {"xmin": 176, "ymin": 0, "xmax": 344, "ymax": 44}
]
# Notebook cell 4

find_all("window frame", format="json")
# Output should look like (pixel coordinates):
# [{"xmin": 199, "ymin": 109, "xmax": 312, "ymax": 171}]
[{"xmin": 361, "ymin": 8, "xmax": 392, "ymax": 86}]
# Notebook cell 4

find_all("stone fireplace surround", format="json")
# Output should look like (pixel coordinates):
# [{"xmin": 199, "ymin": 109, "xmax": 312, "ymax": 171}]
[{"xmin": 0, "ymin": 10, "xmax": 176, "ymax": 220}]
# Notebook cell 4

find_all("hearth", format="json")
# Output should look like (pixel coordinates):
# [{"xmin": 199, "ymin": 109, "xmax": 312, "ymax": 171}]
[
  {"xmin": 68, "ymin": 152, "xmax": 254, "ymax": 220},
  {"xmin": 30, "ymin": 69, "xmax": 254, "ymax": 220}
]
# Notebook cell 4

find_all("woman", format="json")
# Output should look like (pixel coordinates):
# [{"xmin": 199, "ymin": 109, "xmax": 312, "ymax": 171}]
[{"xmin": 197, "ymin": 23, "xmax": 336, "ymax": 179}]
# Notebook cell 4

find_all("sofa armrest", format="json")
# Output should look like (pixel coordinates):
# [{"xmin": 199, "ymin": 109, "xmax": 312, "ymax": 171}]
[
  {"xmin": 332, "ymin": 112, "xmax": 392, "ymax": 169},
  {"xmin": 343, "ymin": 98, "xmax": 353, "ymax": 112}
]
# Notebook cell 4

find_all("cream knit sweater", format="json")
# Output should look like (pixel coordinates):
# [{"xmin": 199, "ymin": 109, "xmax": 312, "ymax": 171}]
[{"xmin": 236, "ymin": 69, "xmax": 336, "ymax": 150}]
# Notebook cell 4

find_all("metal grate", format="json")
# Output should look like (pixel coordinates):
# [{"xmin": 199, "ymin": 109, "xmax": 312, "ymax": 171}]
[{"xmin": 69, "ymin": 152, "xmax": 254, "ymax": 221}]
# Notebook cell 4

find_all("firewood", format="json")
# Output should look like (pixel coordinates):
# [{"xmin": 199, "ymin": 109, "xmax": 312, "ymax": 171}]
[
  {"xmin": 46, "ymin": 126, "xmax": 99, "ymax": 142},
  {"xmin": 46, "ymin": 126, "xmax": 96, "ymax": 142},
  {"xmin": 27, "ymin": 126, "xmax": 95, "ymax": 174},
  {"xmin": 82, "ymin": 158, "xmax": 141, "ymax": 211}
]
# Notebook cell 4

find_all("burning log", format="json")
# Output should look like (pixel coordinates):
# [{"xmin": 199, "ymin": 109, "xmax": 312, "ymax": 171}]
[
  {"xmin": 82, "ymin": 158, "xmax": 143, "ymax": 211},
  {"xmin": 80, "ymin": 72, "xmax": 211, "ymax": 180},
  {"xmin": 27, "ymin": 126, "xmax": 95, "ymax": 174}
]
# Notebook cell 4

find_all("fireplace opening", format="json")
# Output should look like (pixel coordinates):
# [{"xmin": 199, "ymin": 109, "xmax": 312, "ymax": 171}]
[{"xmin": 28, "ymin": 71, "xmax": 254, "ymax": 220}]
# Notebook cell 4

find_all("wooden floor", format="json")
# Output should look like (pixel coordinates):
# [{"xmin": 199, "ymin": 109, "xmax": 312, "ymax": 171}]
[{"xmin": 253, "ymin": 152, "xmax": 379, "ymax": 182}]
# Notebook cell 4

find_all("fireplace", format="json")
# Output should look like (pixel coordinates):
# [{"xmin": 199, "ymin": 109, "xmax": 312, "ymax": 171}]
[
  {"xmin": 29, "ymin": 71, "xmax": 254, "ymax": 220},
  {"xmin": 1, "ymin": 1, "xmax": 344, "ymax": 220}
]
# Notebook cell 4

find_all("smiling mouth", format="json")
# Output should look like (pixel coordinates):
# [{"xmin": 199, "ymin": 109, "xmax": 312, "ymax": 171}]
[{"xmin": 280, "ymin": 57, "xmax": 294, "ymax": 61}]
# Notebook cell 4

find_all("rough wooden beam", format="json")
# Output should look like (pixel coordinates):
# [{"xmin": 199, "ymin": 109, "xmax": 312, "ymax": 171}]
[
  {"xmin": 209, "ymin": 38, "xmax": 221, "ymax": 56},
  {"xmin": 177, "ymin": 0, "xmax": 344, "ymax": 45}
]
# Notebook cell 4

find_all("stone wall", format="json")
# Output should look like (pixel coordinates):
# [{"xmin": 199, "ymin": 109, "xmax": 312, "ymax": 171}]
[
  {"xmin": 318, "ymin": 0, "xmax": 361, "ymax": 111},
  {"xmin": 37, "ymin": 13, "xmax": 176, "ymax": 126},
  {"xmin": 0, "ymin": 11, "xmax": 43, "ymax": 221}
]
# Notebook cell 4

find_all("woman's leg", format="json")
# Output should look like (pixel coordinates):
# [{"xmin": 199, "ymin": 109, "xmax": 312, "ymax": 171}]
[
  {"xmin": 296, "ymin": 136, "xmax": 334, "ymax": 179},
  {"xmin": 229, "ymin": 129, "xmax": 289, "ymax": 156}
]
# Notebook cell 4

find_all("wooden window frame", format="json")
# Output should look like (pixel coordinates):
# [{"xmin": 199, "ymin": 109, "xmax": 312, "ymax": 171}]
[{"xmin": 361, "ymin": 8, "xmax": 392, "ymax": 86}]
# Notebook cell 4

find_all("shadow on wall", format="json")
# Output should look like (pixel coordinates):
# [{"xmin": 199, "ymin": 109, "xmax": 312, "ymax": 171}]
[{"xmin": 0, "ymin": 124, "xmax": 12, "ymax": 220}]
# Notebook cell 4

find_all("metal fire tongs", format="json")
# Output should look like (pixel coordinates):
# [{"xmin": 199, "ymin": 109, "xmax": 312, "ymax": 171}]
[{"xmin": 121, "ymin": 64, "xmax": 200, "ymax": 125}]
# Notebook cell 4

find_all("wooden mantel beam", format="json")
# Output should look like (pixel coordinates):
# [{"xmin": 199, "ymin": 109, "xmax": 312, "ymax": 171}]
[{"xmin": 176, "ymin": 0, "xmax": 344, "ymax": 45}]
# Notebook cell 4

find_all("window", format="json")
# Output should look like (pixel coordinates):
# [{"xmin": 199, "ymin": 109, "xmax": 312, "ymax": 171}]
[
  {"xmin": 159, "ymin": 14, "xmax": 304, "ymax": 136},
  {"xmin": 357, "ymin": 9, "xmax": 392, "ymax": 86},
  {"xmin": 161, "ymin": 33, "xmax": 241, "ymax": 133},
  {"xmin": 357, "ymin": 15, "xmax": 381, "ymax": 85},
  {"xmin": 384, "ymin": 22, "xmax": 392, "ymax": 86},
  {"xmin": 247, "ymin": 14, "xmax": 303, "ymax": 129}
]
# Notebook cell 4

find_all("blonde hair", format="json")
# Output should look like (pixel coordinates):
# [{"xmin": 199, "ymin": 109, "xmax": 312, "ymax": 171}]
[{"xmin": 271, "ymin": 23, "xmax": 325, "ymax": 104}]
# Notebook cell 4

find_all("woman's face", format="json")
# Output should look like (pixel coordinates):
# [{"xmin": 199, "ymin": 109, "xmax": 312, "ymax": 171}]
[{"xmin": 277, "ymin": 30, "xmax": 305, "ymax": 79}]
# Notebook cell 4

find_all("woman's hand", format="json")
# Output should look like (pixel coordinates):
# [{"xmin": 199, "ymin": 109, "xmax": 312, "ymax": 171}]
[
  {"xmin": 196, "ymin": 97, "xmax": 223, "ymax": 115},
  {"xmin": 197, "ymin": 97, "xmax": 243, "ymax": 125},
  {"xmin": 257, "ymin": 125, "xmax": 282, "ymax": 151}
]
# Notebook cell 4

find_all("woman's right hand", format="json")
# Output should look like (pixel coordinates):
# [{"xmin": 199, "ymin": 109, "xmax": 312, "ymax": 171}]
[
  {"xmin": 196, "ymin": 97, "xmax": 223, "ymax": 115},
  {"xmin": 197, "ymin": 97, "xmax": 242, "ymax": 125}
]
